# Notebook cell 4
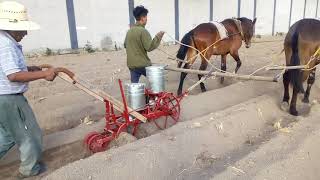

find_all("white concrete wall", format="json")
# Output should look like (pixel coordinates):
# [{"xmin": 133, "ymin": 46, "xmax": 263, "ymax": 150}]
[
  {"xmin": 135, "ymin": 0, "xmax": 175, "ymax": 42},
  {"xmin": 73, "ymin": 0, "xmax": 129, "ymax": 49},
  {"xmin": 180, "ymin": 0, "xmax": 210, "ymax": 37},
  {"xmin": 214, "ymin": 0, "xmax": 238, "ymax": 21},
  {"xmin": 6, "ymin": 0, "xmax": 319, "ymax": 51},
  {"xmin": 12, "ymin": 0, "xmax": 70, "ymax": 51}
]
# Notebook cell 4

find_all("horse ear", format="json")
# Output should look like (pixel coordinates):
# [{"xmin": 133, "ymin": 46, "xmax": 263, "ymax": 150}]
[{"xmin": 253, "ymin": 18, "xmax": 257, "ymax": 25}]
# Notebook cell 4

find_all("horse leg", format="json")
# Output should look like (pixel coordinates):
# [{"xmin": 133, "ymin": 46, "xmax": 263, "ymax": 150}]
[
  {"xmin": 177, "ymin": 43, "xmax": 198, "ymax": 95},
  {"xmin": 302, "ymin": 69, "xmax": 316, "ymax": 103},
  {"xmin": 177, "ymin": 63, "xmax": 191, "ymax": 95},
  {"xmin": 230, "ymin": 51, "xmax": 242, "ymax": 73},
  {"xmin": 282, "ymin": 71, "xmax": 290, "ymax": 103},
  {"xmin": 281, "ymin": 71, "xmax": 291, "ymax": 111},
  {"xmin": 220, "ymin": 55, "xmax": 227, "ymax": 84},
  {"xmin": 198, "ymin": 59, "xmax": 208, "ymax": 92},
  {"xmin": 289, "ymin": 86, "xmax": 299, "ymax": 116}
]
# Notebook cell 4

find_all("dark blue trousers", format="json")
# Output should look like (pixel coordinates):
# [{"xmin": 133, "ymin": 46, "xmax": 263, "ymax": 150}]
[{"xmin": 129, "ymin": 67, "xmax": 146, "ymax": 83}]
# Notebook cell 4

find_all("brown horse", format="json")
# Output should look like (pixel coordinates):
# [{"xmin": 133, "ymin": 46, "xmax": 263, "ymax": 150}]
[
  {"xmin": 282, "ymin": 18, "xmax": 320, "ymax": 116},
  {"xmin": 176, "ymin": 17, "xmax": 257, "ymax": 95}
]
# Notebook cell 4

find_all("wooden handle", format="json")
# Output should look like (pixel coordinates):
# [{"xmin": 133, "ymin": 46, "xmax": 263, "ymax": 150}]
[
  {"xmin": 60, "ymin": 74, "xmax": 147, "ymax": 122},
  {"xmin": 58, "ymin": 73, "xmax": 104, "ymax": 102},
  {"xmin": 56, "ymin": 69, "xmax": 147, "ymax": 123},
  {"xmin": 39, "ymin": 64, "xmax": 75, "ymax": 81},
  {"xmin": 55, "ymin": 67, "xmax": 75, "ymax": 79},
  {"xmin": 38, "ymin": 64, "xmax": 147, "ymax": 122},
  {"xmin": 38, "ymin": 64, "xmax": 54, "ymax": 69}
]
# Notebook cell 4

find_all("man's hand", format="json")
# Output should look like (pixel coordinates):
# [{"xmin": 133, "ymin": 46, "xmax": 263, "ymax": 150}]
[
  {"xmin": 27, "ymin": 66, "xmax": 42, "ymax": 72},
  {"xmin": 156, "ymin": 31, "xmax": 165, "ymax": 39},
  {"xmin": 44, "ymin": 68, "xmax": 57, "ymax": 81}
]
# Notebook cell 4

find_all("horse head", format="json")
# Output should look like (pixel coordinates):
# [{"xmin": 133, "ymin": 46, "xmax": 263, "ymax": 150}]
[{"xmin": 238, "ymin": 17, "xmax": 257, "ymax": 48}]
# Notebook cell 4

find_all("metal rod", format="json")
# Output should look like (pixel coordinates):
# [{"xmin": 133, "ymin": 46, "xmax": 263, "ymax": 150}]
[
  {"xmin": 165, "ymin": 66, "xmax": 278, "ymax": 82},
  {"xmin": 118, "ymin": 79, "xmax": 130, "ymax": 122},
  {"xmin": 316, "ymin": 0, "xmax": 319, "ymax": 18},
  {"xmin": 288, "ymin": 0, "xmax": 293, "ymax": 30},
  {"xmin": 128, "ymin": 0, "xmax": 135, "ymax": 26},
  {"xmin": 210, "ymin": 0, "xmax": 213, "ymax": 21},
  {"xmin": 272, "ymin": 0, "xmax": 277, "ymax": 36},
  {"xmin": 303, "ymin": 0, "xmax": 307, "ymax": 18},
  {"xmin": 238, "ymin": 0, "xmax": 241, "ymax": 18},
  {"xmin": 253, "ymin": 0, "xmax": 257, "ymax": 19},
  {"xmin": 66, "ymin": 0, "xmax": 78, "ymax": 49},
  {"xmin": 174, "ymin": 0, "xmax": 180, "ymax": 41}
]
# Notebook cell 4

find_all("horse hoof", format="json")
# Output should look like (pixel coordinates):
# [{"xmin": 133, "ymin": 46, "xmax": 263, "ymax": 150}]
[
  {"xmin": 302, "ymin": 98, "xmax": 309, "ymax": 104},
  {"xmin": 280, "ymin": 102, "xmax": 289, "ymax": 111},
  {"xmin": 220, "ymin": 77, "xmax": 224, "ymax": 84},
  {"xmin": 289, "ymin": 109, "xmax": 298, "ymax": 116}
]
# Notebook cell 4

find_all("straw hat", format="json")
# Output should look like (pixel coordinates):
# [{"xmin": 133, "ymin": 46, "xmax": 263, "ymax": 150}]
[{"xmin": 0, "ymin": 1, "xmax": 39, "ymax": 31}]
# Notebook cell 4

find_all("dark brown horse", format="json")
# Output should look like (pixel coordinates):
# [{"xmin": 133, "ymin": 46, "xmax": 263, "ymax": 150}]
[
  {"xmin": 282, "ymin": 18, "xmax": 320, "ymax": 116},
  {"xmin": 176, "ymin": 17, "xmax": 257, "ymax": 95}
]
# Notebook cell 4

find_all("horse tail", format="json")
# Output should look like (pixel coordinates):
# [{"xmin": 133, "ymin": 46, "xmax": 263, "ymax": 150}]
[
  {"xmin": 176, "ymin": 30, "xmax": 194, "ymax": 67},
  {"xmin": 279, "ymin": 48, "xmax": 285, "ymax": 55},
  {"xmin": 288, "ymin": 30, "xmax": 304, "ymax": 93}
]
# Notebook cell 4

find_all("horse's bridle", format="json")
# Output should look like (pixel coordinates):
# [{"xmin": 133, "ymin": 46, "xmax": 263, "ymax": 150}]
[{"xmin": 232, "ymin": 18, "xmax": 245, "ymax": 41}]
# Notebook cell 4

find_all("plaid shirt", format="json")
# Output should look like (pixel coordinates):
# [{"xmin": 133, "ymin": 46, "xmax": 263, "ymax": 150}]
[{"xmin": 0, "ymin": 31, "xmax": 28, "ymax": 95}]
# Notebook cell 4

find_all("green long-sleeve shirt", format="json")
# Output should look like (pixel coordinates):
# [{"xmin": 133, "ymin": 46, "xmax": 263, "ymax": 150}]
[{"xmin": 124, "ymin": 23, "xmax": 161, "ymax": 69}]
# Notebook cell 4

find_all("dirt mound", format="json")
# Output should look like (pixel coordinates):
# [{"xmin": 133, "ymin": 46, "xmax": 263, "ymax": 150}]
[
  {"xmin": 45, "ymin": 94, "xmax": 302, "ymax": 180},
  {"xmin": 108, "ymin": 132, "xmax": 138, "ymax": 149}
]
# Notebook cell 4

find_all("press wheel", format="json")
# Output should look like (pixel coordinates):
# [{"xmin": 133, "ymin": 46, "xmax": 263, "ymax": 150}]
[
  {"xmin": 153, "ymin": 93, "xmax": 180, "ymax": 130},
  {"xmin": 84, "ymin": 132, "xmax": 111, "ymax": 153}
]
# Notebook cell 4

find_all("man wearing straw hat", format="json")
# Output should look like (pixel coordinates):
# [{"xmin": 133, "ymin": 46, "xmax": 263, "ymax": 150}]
[
  {"xmin": 0, "ymin": 1, "xmax": 57, "ymax": 178},
  {"xmin": 124, "ymin": 5, "xmax": 165, "ymax": 83}
]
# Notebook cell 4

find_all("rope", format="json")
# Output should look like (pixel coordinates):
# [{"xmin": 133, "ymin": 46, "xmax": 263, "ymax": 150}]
[
  {"xmin": 165, "ymin": 32, "xmax": 319, "ymax": 72},
  {"xmin": 157, "ymin": 31, "xmax": 319, "ymax": 93},
  {"xmin": 159, "ymin": 32, "xmax": 282, "ymax": 92},
  {"xmin": 264, "ymin": 47, "xmax": 320, "ymax": 72},
  {"xmin": 160, "ymin": 32, "xmax": 248, "ymax": 93},
  {"xmin": 163, "ymin": 32, "xmax": 239, "ymax": 75}
]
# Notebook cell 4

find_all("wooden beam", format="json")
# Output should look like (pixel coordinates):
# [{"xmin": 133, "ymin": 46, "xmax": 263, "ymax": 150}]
[
  {"xmin": 165, "ymin": 66, "xmax": 278, "ymax": 82},
  {"xmin": 265, "ymin": 65, "xmax": 306, "ymax": 70}
]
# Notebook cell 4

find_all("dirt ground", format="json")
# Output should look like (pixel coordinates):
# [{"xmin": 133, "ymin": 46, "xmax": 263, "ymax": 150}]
[
  {"xmin": 1, "ymin": 36, "xmax": 320, "ymax": 179},
  {"xmin": 24, "ymin": 35, "xmax": 284, "ymax": 134}
]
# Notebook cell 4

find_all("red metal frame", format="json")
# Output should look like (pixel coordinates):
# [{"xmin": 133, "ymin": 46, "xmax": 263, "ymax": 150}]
[{"xmin": 85, "ymin": 79, "xmax": 183, "ymax": 153}]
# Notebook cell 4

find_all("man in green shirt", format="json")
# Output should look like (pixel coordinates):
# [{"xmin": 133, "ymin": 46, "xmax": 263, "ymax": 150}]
[{"xmin": 124, "ymin": 5, "xmax": 164, "ymax": 83}]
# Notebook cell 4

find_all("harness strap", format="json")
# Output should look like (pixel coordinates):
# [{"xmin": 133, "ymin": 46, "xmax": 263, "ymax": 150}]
[
  {"xmin": 314, "ymin": 47, "xmax": 320, "ymax": 57},
  {"xmin": 232, "ymin": 18, "xmax": 244, "ymax": 40}
]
